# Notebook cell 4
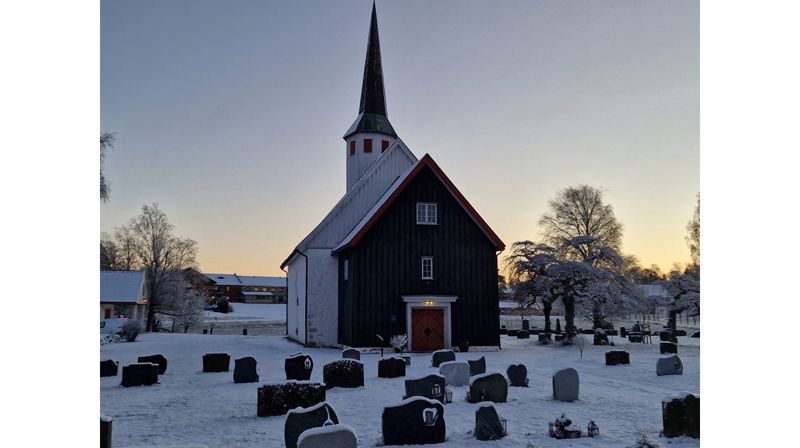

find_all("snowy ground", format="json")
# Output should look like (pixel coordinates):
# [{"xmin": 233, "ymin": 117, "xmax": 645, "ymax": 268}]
[
  {"xmin": 101, "ymin": 332, "xmax": 699, "ymax": 447},
  {"xmin": 203, "ymin": 303, "xmax": 286, "ymax": 323}
]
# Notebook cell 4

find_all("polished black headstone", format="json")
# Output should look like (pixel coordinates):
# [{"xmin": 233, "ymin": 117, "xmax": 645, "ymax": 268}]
[
  {"xmin": 475, "ymin": 404, "xmax": 505, "ymax": 441},
  {"xmin": 100, "ymin": 359, "xmax": 118, "ymax": 377},
  {"xmin": 285, "ymin": 353, "xmax": 314, "ymax": 381},
  {"xmin": 468, "ymin": 373, "xmax": 508, "ymax": 403},
  {"xmin": 382, "ymin": 398, "xmax": 445, "ymax": 445},
  {"xmin": 203, "ymin": 353, "xmax": 230, "ymax": 372},
  {"xmin": 605, "ymin": 351, "xmax": 630, "ymax": 366},
  {"xmin": 284, "ymin": 402, "xmax": 339, "ymax": 448},
  {"xmin": 468, "ymin": 356, "xmax": 486, "ymax": 376},
  {"xmin": 431, "ymin": 350, "xmax": 455, "ymax": 367},
  {"xmin": 233, "ymin": 356, "xmax": 259, "ymax": 383},
  {"xmin": 660, "ymin": 342, "xmax": 678, "ymax": 354},
  {"xmin": 404, "ymin": 374, "xmax": 445, "ymax": 402},
  {"xmin": 121, "ymin": 363, "xmax": 158, "ymax": 387},
  {"xmin": 137, "ymin": 354, "xmax": 167, "ymax": 374},
  {"xmin": 378, "ymin": 357, "xmax": 406, "ymax": 378},
  {"xmin": 506, "ymin": 364, "xmax": 528, "ymax": 387}
]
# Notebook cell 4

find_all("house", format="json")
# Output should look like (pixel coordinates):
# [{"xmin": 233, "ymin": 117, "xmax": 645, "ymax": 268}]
[
  {"xmin": 100, "ymin": 270, "xmax": 148, "ymax": 324},
  {"xmin": 281, "ymin": 4, "xmax": 505, "ymax": 350},
  {"xmin": 203, "ymin": 273, "xmax": 287, "ymax": 304}
]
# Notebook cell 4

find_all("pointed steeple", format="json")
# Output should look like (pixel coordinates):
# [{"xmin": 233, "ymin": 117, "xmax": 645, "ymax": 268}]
[{"xmin": 344, "ymin": 1, "xmax": 397, "ymax": 139}]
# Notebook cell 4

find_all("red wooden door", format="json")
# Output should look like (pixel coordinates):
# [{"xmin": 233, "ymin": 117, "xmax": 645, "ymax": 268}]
[{"xmin": 411, "ymin": 309, "xmax": 444, "ymax": 352}]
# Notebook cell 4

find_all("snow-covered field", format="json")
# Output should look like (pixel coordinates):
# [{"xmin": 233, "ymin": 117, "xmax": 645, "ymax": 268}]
[
  {"xmin": 101, "ymin": 333, "xmax": 699, "ymax": 447},
  {"xmin": 203, "ymin": 303, "xmax": 286, "ymax": 323}
]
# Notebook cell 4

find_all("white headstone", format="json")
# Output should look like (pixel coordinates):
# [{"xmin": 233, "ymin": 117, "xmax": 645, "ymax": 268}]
[{"xmin": 439, "ymin": 361, "xmax": 470, "ymax": 386}]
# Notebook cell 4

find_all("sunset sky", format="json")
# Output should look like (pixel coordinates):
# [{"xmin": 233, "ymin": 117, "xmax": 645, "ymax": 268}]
[{"xmin": 100, "ymin": 0, "xmax": 698, "ymax": 277}]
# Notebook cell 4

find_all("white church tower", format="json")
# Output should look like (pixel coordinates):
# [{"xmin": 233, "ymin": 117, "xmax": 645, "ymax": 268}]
[{"xmin": 343, "ymin": 2, "xmax": 398, "ymax": 191}]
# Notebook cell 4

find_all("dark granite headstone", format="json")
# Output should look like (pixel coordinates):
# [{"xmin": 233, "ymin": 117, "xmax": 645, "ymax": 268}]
[
  {"xmin": 529, "ymin": 328, "xmax": 543, "ymax": 335},
  {"xmin": 507, "ymin": 364, "xmax": 528, "ymax": 387},
  {"xmin": 203, "ymin": 353, "xmax": 230, "ymax": 372},
  {"xmin": 628, "ymin": 333, "xmax": 643, "ymax": 343},
  {"xmin": 382, "ymin": 398, "xmax": 446, "ymax": 446},
  {"xmin": 552, "ymin": 368, "xmax": 579, "ymax": 402},
  {"xmin": 100, "ymin": 416, "xmax": 112, "ymax": 448},
  {"xmin": 662, "ymin": 394, "xmax": 700, "ymax": 438},
  {"xmin": 468, "ymin": 373, "xmax": 508, "ymax": 403},
  {"xmin": 137, "ymin": 354, "xmax": 167, "ymax": 374},
  {"xmin": 660, "ymin": 342, "xmax": 678, "ymax": 354},
  {"xmin": 378, "ymin": 357, "xmax": 406, "ymax": 378},
  {"xmin": 257, "ymin": 382, "xmax": 326, "ymax": 417},
  {"xmin": 431, "ymin": 350, "xmax": 456, "ymax": 367},
  {"xmin": 468, "ymin": 356, "xmax": 486, "ymax": 376},
  {"xmin": 342, "ymin": 348, "xmax": 360, "ymax": 360},
  {"xmin": 322, "ymin": 359, "xmax": 364, "ymax": 389},
  {"xmin": 404, "ymin": 374, "xmax": 446, "ymax": 402},
  {"xmin": 605, "ymin": 351, "xmax": 630, "ymax": 366},
  {"xmin": 517, "ymin": 330, "xmax": 530, "ymax": 339},
  {"xmin": 555, "ymin": 319, "xmax": 562, "ymax": 334},
  {"xmin": 285, "ymin": 353, "xmax": 314, "ymax": 381},
  {"xmin": 507, "ymin": 329, "xmax": 519, "ymax": 337},
  {"xmin": 475, "ymin": 404, "xmax": 505, "ymax": 441},
  {"xmin": 538, "ymin": 333, "xmax": 551, "ymax": 342},
  {"xmin": 284, "ymin": 402, "xmax": 339, "ymax": 448},
  {"xmin": 620, "ymin": 327, "xmax": 627, "ymax": 338},
  {"xmin": 522, "ymin": 319, "xmax": 530, "ymax": 331},
  {"xmin": 121, "ymin": 363, "xmax": 159, "ymax": 387},
  {"xmin": 100, "ymin": 359, "xmax": 118, "ymax": 377},
  {"xmin": 659, "ymin": 331, "xmax": 673, "ymax": 342},
  {"xmin": 233, "ymin": 356, "xmax": 259, "ymax": 383}
]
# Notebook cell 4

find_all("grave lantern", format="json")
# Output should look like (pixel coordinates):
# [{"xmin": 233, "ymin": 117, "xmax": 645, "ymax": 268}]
[
  {"xmin": 444, "ymin": 389, "xmax": 453, "ymax": 403},
  {"xmin": 423, "ymin": 408, "xmax": 438, "ymax": 426},
  {"xmin": 501, "ymin": 418, "xmax": 508, "ymax": 436},
  {"xmin": 587, "ymin": 420, "xmax": 600, "ymax": 437}
]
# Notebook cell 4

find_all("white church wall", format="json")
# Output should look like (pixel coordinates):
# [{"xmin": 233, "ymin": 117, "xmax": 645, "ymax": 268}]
[
  {"xmin": 305, "ymin": 248, "xmax": 339, "ymax": 347},
  {"xmin": 286, "ymin": 255, "xmax": 306, "ymax": 344}
]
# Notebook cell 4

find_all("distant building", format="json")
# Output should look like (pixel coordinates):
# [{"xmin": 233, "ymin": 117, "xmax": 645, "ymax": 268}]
[
  {"xmin": 100, "ymin": 270, "xmax": 148, "ymax": 323},
  {"xmin": 203, "ymin": 273, "xmax": 287, "ymax": 304}
]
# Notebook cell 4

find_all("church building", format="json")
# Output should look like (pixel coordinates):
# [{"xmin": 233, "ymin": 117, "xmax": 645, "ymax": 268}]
[{"xmin": 281, "ymin": 3, "xmax": 505, "ymax": 350}]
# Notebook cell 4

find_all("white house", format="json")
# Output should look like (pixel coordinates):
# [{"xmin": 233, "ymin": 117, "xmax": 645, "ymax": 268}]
[{"xmin": 100, "ymin": 270, "xmax": 148, "ymax": 323}]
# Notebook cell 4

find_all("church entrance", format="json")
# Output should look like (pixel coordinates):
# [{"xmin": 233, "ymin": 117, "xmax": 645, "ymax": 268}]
[{"xmin": 411, "ymin": 308, "xmax": 444, "ymax": 352}]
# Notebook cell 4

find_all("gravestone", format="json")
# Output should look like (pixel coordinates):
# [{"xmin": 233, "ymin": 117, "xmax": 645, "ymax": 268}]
[
  {"xmin": 656, "ymin": 355, "xmax": 683, "ymax": 376},
  {"xmin": 323, "ymin": 359, "xmax": 364, "ymax": 389},
  {"xmin": 285, "ymin": 353, "xmax": 314, "ymax": 381},
  {"xmin": 431, "ymin": 349, "xmax": 456, "ymax": 367},
  {"xmin": 674, "ymin": 329, "xmax": 687, "ymax": 337},
  {"xmin": 203, "ymin": 353, "xmax": 230, "ymax": 372},
  {"xmin": 628, "ymin": 333, "xmax": 643, "ymax": 343},
  {"xmin": 475, "ymin": 404, "xmax": 505, "ymax": 441},
  {"xmin": 100, "ymin": 415, "xmax": 112, "ymax": 448},
  {"xmin": 284, "ymin": 402, "xmax": 339, "ymax": 448},
  {"xmin": 522, "ymin": 319, "xmax": 530, "ymax": 331},
  {"xmin": 529, "ymin": 328, "xmax": 542, "ymax": 335},
  {"xmin": 468, "ymin": 373, "xmax": 508, "ymax": 403},
  {"xmin": 555, "ymin": 319, "xmax": 562, "ymax": 334},
  {"xmin": 659, "ymin": 331, "xmax": 675, "ymax": 342},
  {"xmin": 691, "ymin": 331, "xmax": 700, "ymax": 338},
  {"xmin": 468, "ymin": 356, "xmax": 486, "ymax": 376},
  {"xmin": 538, "ymin": 333, "xmax": 551, "ymax": 342},
  {"xmin": 439, "ymin": 361, "xmax": 470, "ymax": 386},
  {"xmin": 499, "ymin": 327, "xmax": 508, "ymax": 335},
  {"xmin": 605, "ymin": 351, "xmax": 630, "ymax": 366},
  {"xmin": 382, "ymin": 397, "xmax": 446, "ymax": 446},
  {"xmin": 660, "ymin": 342, "xmax": 678, "ymax": 354},
  {"xmin": 552, "ymin": 368, "xmax": 579, "ymax": 402},
  {"xmin": 378, "ymin": 357, "xmax": 406, "ymax": 378},
  {"xmin": 507, "ymin": 329, "xmax": 519, "ymax": 337},
  {"xmin": 233, "ymin": 356, "xmax": 259, "ymax": 383},
  {"xmin": 507, "ymin": 364, "xmax": 528, "ymax": 387},
  {"xmin": 404, "ymin": 374, "xmax": 446, "ymax": 402},
  {"xmin": 121, "ymin": 363, "xmax": 159, "ymax": 387},
  {"xmin": 662, "ymin": 394, "xmax": 700, "ymax": 438},
  {"xmin": 298, "ymin": 424, "xmax": 358, "ymax": 448},
  {"xmin": 257, "ymin": 382, "xmax": 326, "ymax": 417},
  {"xmin": 100, "ymin": 359, "xmax": 118, "ymax": 377},
  {"xmin": 342, "ymin": 348, "xmax": 360, "ymax": 361},
  {"xmin": 620, "ymin": 326, "xmax": 627, "ymax": 338},
  {"xmin": 517, "ymin": 330, "xmax": 530, "ymax": 339},
  {"xmin": 137, "ymin": 354, "xmax": 167, "ymax": 374}
]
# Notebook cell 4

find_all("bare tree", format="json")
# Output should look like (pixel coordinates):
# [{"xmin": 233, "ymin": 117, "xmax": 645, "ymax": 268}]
[
  {"xmin": 160, "ymin": 275, "xmax": 206, "ymax": 333},
  {"xmin": 686, "ymin": 193, "xmax": 700, "ymax": 269},
  {"xmin": 123, "ymin": 203, "xmax": 198, "ymax": 331},
  {"xmin": 505, "ymin": 241, "xmax": 559, "ymax": 334},
  {"xmin": 660, "ymin": 269, "xmax": 700, "ymax": 334},
  {"xmin": 112, "ymin": 225, "xmax": 139, "ymax": 271},
  {"xmin": 100, "ymin": 232, "xmax": 119, "ymax": 270},
  {"xmin": 539, "ymin": 185, "xmax": 623, "ymax": 261},
  {"xmin": 100, "ymin": 133, "xmax": 116, "ymax": 202}
]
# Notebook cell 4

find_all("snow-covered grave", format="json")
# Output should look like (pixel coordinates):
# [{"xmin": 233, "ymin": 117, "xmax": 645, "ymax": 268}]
[{"xmin": 101, "ymin": 332, "xmax": 699, "ymax": 447}]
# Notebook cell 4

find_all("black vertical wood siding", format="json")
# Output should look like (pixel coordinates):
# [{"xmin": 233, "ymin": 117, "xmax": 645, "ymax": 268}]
[{"xmin": 338, "ymin": 166, "xmax": 500, "ymax": 347}]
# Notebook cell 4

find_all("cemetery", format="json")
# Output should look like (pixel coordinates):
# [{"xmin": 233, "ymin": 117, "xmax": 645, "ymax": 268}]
[{"xmin": 100, "ymin": 329, "xmax": 699, "ymax": 447}]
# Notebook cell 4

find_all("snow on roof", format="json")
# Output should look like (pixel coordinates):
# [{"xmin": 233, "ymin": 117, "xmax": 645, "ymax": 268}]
[
  {"xmin": 238, "ymin": 275, "xmax": 285, "ymax": 288},
  {"xmin": 100, "ymin": 270, "xmax": 146, "ymax": 304},
  {"xmin": 205, "ymin": 273, "xmax": 241, "ymax": 286}
]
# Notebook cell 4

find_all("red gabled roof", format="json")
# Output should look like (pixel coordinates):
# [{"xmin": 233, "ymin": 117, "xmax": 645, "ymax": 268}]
[{"xmin": 333, "ymin": 153, "xmax": 505, "ymax": 253}]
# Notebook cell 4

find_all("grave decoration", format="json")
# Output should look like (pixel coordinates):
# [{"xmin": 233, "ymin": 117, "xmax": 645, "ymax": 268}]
[{"xmin": 548, "ymin": 413, "xmax": 582, "ymax": 439}]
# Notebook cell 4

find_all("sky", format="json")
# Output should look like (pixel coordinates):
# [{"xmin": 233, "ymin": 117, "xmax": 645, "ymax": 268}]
[{"xmin": 100, "ymin": 0, "xmax": 699, "ymax": 277}]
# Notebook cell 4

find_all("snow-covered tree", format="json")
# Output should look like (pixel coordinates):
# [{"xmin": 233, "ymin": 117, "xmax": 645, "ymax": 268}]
[
  {"xmin": 100, "ymin": 132, "xmax": 116, "ymax": 202},
  {"xmin": 659, "ymin": 269, "xmax": 700, "ymax": 334},
  {"xmin": 160, "ymin": 275, "xmax": 206, "ymax": 333},
  {"xmin": 505, "ymin": 241, "xmax": 559, "ymax": 333}
]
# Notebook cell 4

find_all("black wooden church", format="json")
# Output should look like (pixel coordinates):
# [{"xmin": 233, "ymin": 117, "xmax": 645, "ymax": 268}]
[{"xmin": 282, "ymin": 3, "xmax": 504, "ymax": 351}]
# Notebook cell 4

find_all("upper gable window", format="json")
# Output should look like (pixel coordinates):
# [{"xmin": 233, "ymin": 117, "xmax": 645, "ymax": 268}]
[
  {"xmin": 416, "ymin": 203, "xmax": 438, "ymax": 225},
  {"xmin": 363, "ymin": 139, "xmax": 373, "ymax": 153}
]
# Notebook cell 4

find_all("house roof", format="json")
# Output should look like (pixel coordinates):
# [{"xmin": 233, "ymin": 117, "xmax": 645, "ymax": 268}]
[
  {"xmin": 100, "ymin": 270, "xmax": 146, "ymax": 304},
  {"xmin": 204, "ymin": 273, "xmax": 286, "ymax": 288},
  {"xmin": 332, "ymin": 153, "xmax": 506, "ymax": 253},
  {"xmin": 205, "ymin": 273, "xmax": 241, "ymax": 286},
  {"xmin": 280, "ymin": 138, "xmax": 418, "ymax": 268}
]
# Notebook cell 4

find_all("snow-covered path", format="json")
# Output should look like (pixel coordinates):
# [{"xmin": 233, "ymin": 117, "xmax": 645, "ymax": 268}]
[{"xmin": 101, "ymin": 334, "xmax": 699, "ymax": 447}]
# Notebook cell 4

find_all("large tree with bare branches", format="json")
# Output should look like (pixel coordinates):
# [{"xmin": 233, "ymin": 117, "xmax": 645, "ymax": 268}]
[
  {"xmin": 539, "ymin": 185, "xmax": 623, "ymax": 263},
  {"xmin": 100, "ymin": 133, "xmax": 116, "ymax": 202}
]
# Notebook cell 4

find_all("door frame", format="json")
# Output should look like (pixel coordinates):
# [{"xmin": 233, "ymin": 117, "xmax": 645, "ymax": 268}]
[{"xmin": 402, "ymin": 295, "xmax": 457, "ymax": 352}]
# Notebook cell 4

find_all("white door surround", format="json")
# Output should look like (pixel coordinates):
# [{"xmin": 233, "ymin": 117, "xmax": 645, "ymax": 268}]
[{"xmin": 402, "ymin": 295, "xmax": 458, "ymax": 351}]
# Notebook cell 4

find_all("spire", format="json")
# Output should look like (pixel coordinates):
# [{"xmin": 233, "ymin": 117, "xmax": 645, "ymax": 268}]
[{"xmin": 344, "ymin": 1, "xmax": 397, "ymax": 139}]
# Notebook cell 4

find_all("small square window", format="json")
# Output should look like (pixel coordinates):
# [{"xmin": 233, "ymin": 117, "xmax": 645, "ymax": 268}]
[
  {"xmin": 349, "ymin": 141, "xmax": 356, "ymax": 155},
  {"xmin": 416, "ymin": 203, "xmax": 438, "ymax": 225},
  {"xmin": 364, "ymin": 139, "xmax": 373, "ymax": 153},
  {"xmin": 381, "ymin": 140, "xmax": 390, "ymax": 152},
  {"xmin": 421, "ymin": 257, "xmax": 434, "ymax": 280}
]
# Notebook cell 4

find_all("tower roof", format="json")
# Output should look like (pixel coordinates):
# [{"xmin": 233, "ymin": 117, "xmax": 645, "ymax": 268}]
[{"xmin": 344, "ymin": 2, "xmax": 397, "ymax": 139}]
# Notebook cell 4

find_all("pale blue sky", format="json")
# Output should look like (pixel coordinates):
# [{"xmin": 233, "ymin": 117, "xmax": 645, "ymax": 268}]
[{"xmin": 101, "ymin": 0, "xmax": 698, "ymax": 276}]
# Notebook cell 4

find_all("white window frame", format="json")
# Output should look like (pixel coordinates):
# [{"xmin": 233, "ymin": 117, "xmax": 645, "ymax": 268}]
[
  {"xmin": 416, "ymin": 202, "xmax": 438, "ymax": 225},
  {"xmin": 343, "ymin": 259, "xmax": 349, "ymax": 281},
  {"xmin": 421, "ymin": 256, "xmax": 434, "ymax": 280}
]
